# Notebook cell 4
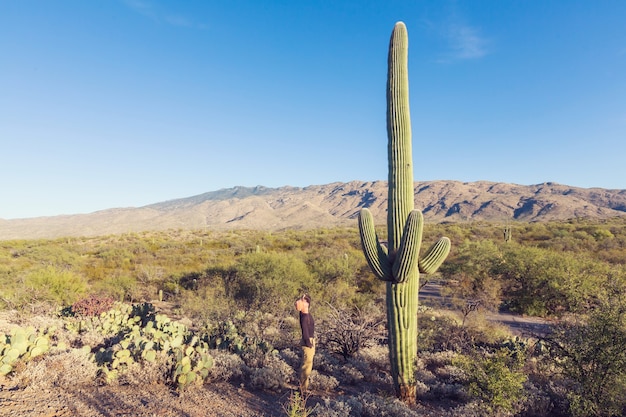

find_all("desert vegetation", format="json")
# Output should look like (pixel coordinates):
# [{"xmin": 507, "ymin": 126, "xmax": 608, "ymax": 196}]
[{"xmin": 1, "ymin": 217, "xmax": 625, "ymax": 416}]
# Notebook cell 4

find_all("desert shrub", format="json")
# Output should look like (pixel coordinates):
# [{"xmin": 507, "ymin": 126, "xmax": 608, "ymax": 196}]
[
  {"xmin": 311, "ymin": 349, "xmax": 347, "ymax": 380},
  {"xmin": 309, "ymin": 370, "xmax": 339, "ymax": 392},
  {"xmin": 417, "ymin": 350, "xmax": 467, "ymax": 401},
  {"xmin": 454, "ymin": 346, "xmax": 528, "ymax": 416},
  {"xmin": 97, "ymin": 274, "xmax": 139, "ymax": 302},
  {"xmin": 175, "ymin": 277, "xmax": 234, "ymax": 322},
  {"xmin": 19, "ymin": 347, "xmax": 98, "ymax": 390},
  {"xmin": 70, "ymin": 294, "xmax": 115, "ymax": 317},
  {"xmin": 426, "ymin": 381, "xmax": 467, "ymax": 402},
  {"xmin": 307, "ymin": 247, "xmax": 374, "ymax": 308},
  {"xmin": 519, "ymin": 381, "xmax": 555, "ymax": 417},
  {"xmin": 308, "ymin": 248, "xmax": 359, "ymax": 284},
  {"xmin": 248, "ymin": 355, "xmax": 294, "ymax": 391},
  {"xmin": 203, "ymin": 315, "xmax": 276, "ymax": 368},
  {"xmin": 463, "ymin": 314, "xmax": 512, "ymax": 345},
  {"xmin": 318, "ymin": 303, "xmax": 385, "ymax": 359},
  {"xmin": 434, "ymin": 363, "xmax": 467, "ymax": 384},
  {"xmin": 439, "ymin": 240, "xmax": 503, "ymax": 323},
  {"xmin": 418, "ymin": 311, "xmax": 480, "ymax": 353},
  {"xmin": 344, "ymin": 351, "xmax": 391, "ymax": 386},
  {"xmin": 496, "ymin": 247, "xmax": 605, "ymax": 317},
  {"xmin": 23, "ymin": 266, "xmax": 87, "ymax": 306},
  {"xmin": 290, "ymin": 344, "xmax": 379, "ymax": 393},
  {"xmin": 227, "ymin": 252, "xmax": 319, "ymax": 315},
  {"xmin": 338, "ymin": 363, "xmax": 364, "ymax": 385},
  {"xmin": 279, "ymin": 348, "xmax": 300, "ymax": 369},
  {"xmin": 415, "ymin": 359, "xmax": 436, "ymax": 387},
  {"xmin": 308, "ymin": 346, "xmax": 387, "ymax": 389},
  {"xmin": 355, "ymin": 344, "xmax": 390, "ymax": 373},
  {"xmin": 235, "ymin": 310, "xmax": 294, "ymax": 351},
  {"xmin": 207, "ymin": 349, "xmax": 246, "ymax": 382},
  {"xmin": 414, "ymin": 379, "xmax": 430, "ymax": 398},
  {"xmin": 545, "ymin": 290, "xmax": 626, "ymax": 417},
  {"xmin": 312, "ymin": 395, "xmax": 364, "ymax": 417},
  {"xmin": 93, "ymin": 247, "xmax": 134, "ymax": 269},
  {"xmin": 349, "ymin": 392, "xmax": 417, "ymax": 417}
]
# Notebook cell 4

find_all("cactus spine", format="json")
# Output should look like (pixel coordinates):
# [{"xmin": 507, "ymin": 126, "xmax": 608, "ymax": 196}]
[{"xmin": 358, "ymin": 21, "xmax": 451, "ymax": 404}]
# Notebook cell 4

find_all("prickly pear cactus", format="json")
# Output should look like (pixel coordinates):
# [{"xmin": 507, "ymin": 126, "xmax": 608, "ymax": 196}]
[
  {"xmin": 358, "ymin": 21, "xmax": 451, "ymax": 404},
  {"xmin": 0, "ymin": 326, "xmax": 54, "ymax": 376},
  {"xmin": 81, "ymin": 304, "xmax": 215, "ymax": 389}
]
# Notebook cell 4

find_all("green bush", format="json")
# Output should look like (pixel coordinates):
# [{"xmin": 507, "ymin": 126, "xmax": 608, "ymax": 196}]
[
  {"xmin": 439, "ymin": 240, "xmax": 503, "ymax": 323},
  {"xmin": 496, "ymin": 246, "xmax": 608, "ymax": 316},
  {"xmin": 228, "ymin": 251, "xmax": 318, "ymax": 314},
  {"xmin": 24, "ymin": 265, "xmax": 87, "ymax": 305},
  {"xmin": 454, "ymin": 346, "xmax": 528, "ymax": 415},
  {"xmin": 546, "ymin": 285, "xmax": 626, "ymax": 417}
]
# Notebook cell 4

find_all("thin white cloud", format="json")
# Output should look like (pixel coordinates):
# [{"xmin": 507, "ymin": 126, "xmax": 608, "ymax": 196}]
[
  {"xmin": 164, "ymin": 15, "xmax": 193, "ymax": 28},
  {"xmin": 121, "ymin": 0, "xmax": 206, "ymax": 29},
  {"xmin": 123, "ymin": 0, "xmax": 158, "ymax": 22},
  {"xmin": 447, "ymin": 24, "xmax": 489, "ymax": 60},
  {"xmin": 428, "ymin": 20, "xmax": 491, "ymax": 64}
]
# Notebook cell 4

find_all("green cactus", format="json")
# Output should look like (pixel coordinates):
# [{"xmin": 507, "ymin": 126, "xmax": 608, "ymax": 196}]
[
  {"xmin": 0, "ymin": 326, "xmax": 54, "ymax": 376},
  {"xmin": 504, "ymin": 224, "xmax": 512, "ymax": 243},
  {"xmin": 75, "ymin": 302, "xmax": 216, "ymax": 389},
  {"xmin": 358, "ymin": 21, "xmax": 451, "ymax": 404}
]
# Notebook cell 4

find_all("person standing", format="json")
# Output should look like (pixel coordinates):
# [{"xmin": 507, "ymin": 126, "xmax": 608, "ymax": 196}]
[{"xmin": 295, "ymin": 294, "xmax": 315, "ymax": 393}]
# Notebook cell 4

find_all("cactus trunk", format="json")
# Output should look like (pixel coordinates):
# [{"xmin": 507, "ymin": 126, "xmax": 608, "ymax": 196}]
[
  {"xmin": 386, "ymin": 277, "xmax": 419, "ymax": 402},
  {"xmin": 358, "ymin": 21, "xmax": 451, "ymax": 404},
  {"xmin": 386, "ymin": 21, "xmax": 418, "ymax": 403},
  {"xmin": 387, "ymin": 21, "xmax": 413, "ymax": 252}
]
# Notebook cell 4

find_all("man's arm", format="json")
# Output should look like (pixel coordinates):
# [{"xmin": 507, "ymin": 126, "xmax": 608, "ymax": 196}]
[{"xmin": 301, "ymin": 315, "xmax": 314, "ymax": 347}]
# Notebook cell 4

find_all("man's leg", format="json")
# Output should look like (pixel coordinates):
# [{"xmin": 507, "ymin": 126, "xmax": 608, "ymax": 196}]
[{"xmin": 299, "ymin": 344, "xmax": 315, "ymax": 392}]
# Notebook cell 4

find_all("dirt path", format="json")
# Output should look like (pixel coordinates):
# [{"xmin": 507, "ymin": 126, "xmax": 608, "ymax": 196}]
[{"xmin": 419, "ymin": 280, "xmax": 553, "ymax": 336}]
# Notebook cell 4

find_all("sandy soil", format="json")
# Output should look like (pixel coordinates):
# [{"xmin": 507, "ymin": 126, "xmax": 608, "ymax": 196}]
[{"xmin": 0, "ymin": 379, "xmax": 303, "ymax": 417}]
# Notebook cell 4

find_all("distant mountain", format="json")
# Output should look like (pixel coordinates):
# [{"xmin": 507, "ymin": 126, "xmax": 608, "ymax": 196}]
[{"xmin": 1, "ymin": 180, "xmax": 625, "ymax": 240}]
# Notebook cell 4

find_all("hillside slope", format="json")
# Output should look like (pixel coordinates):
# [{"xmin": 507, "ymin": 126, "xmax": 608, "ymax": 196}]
[{"xmin": 1, "ymin": 180, "xmax": 625, "ymax": 240}]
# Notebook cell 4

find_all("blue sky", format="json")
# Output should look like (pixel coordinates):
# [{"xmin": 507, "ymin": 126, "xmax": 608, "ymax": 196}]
[{"xmin": 1, "ymin": 1, "xmax": 625, "ymax": 219}]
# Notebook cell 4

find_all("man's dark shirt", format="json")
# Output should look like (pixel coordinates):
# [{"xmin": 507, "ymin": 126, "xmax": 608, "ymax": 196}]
[{"xmin": 299, "ymin": 312, "xmax": 315, "ymax": 348}]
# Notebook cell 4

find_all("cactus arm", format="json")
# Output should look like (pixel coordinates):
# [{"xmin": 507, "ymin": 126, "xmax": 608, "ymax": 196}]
[
  {"xmin": 358, "ymin": 208, "xmax": 392, "ymax": 281},
  {"xmin": 418, "ymin": 237, "xmax": 451, "ymax": 274},
  {"xmin": 392, "ymin": 210, "xmax": 423, "ymax": 283}
]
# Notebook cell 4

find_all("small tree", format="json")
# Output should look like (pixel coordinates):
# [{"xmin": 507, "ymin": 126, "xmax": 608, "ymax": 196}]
[
  {"xmin": 545, "ymin": 277, "xmax": 626, "ymax": 417},
  {"xmin": 439, "ymin": 240, "xmax": 502, "ymax": 325}
]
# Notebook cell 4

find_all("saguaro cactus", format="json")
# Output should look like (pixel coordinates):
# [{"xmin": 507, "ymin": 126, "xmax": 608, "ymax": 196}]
[{"xmin": 358, "ymin": 21, "xmax": 451, "ymax": 404}]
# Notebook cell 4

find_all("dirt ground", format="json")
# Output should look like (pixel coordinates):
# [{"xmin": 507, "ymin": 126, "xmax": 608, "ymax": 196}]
[{"xmin": 0, "ymin": 379, "xmax": 309, "ymax": 417}]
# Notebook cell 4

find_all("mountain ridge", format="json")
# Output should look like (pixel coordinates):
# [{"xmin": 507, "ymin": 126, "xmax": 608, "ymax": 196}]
[{"xmin": 1, "ymin": 180, "xmax": 625, "ymax": 240}]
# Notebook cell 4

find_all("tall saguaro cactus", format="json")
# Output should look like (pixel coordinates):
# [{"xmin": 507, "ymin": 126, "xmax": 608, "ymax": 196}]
[{"xmin": 358, "ymin": 21, "xmax": 451, "ymax": 404}]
